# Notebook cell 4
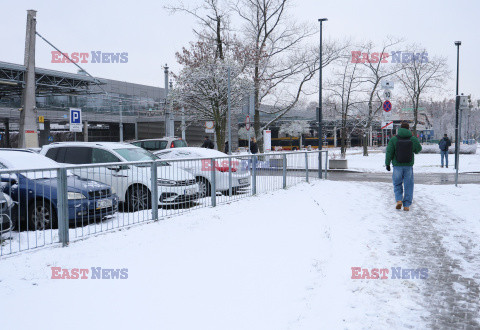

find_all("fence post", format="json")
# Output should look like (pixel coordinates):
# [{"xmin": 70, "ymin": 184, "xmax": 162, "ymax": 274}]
[
  {"xmin": 211, "ymin": 158, "xmax": 216, "ymax": 207},
  {"xmin": 252, "ymin": 155, "xmax": 257, "ymax": 195},
  {"xmin": 305, "ymin": 152, "xmax": 309, "ymax": 183},
  {"xmin": 324, "ymin": 150, "xmax": 328, "ymax": 179},
  {"xmin": 283, "ymin": 154, "xmax": 287, "ymax": 189},
  {"xmin": 56, "ymin": 167, "xmax": 69, "ymax": 246},
  {"xmin": 228, "ymin": 156, "xmax": 232, "ymax": 197},
  {"xmin": 151, "ymin": 161, "xmax": 159, "ymax": 220}
]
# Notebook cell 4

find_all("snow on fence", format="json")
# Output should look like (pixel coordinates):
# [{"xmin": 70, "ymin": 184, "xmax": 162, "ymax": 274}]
[{"xmin": 0, "ymin": 151, "xmax": 327, "ymax": 257}]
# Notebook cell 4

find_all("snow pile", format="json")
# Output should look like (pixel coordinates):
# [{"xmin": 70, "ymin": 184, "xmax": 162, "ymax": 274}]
[{"xmin": 420, "ymin": 143, "xmax": 477, "ymax": 154}]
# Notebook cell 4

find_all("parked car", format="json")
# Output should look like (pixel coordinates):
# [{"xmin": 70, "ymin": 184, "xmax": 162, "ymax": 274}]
[
  {"xmin": 0, "ymin": 150, "xmax": 118, "ymax": 230},
  {"xmin": 154, "ymin": 147, "xmax": 251, "ymax": 196},
  {"xmin": 0, "ymin": 192, "xmax": 14, "ymax": 234},
  {"xmin": 131, "ymin": 137, "xmax": 187, "ymax": 152},
  {"xmin": 40, "ymin": 142, "xmax": 199, "ymax": 210}
]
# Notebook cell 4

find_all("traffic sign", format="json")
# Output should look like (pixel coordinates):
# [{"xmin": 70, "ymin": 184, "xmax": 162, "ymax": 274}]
[
  {"xmin": 38, "ymin": 116, "xmax": 44, "ymax": 123},
  {"xmin": 69, "ymin": 108, "xmax": 82, "ymax": 132},
  {"xmin": 383, "ymin": 90, "xmax": 392, "ymax": 99},
  {"xmin": 383, "ymin": 100, "xmax": 392, "ymax": 112},
  {"xmin": 381, "ymin": 80, "xmax": 394, "ymax": 89},
  {"xmin": 205, "ymin": 120, "xmax": 215, "ymax": 133},
  {"xmin": 48, "ymin": 136, "xmax": 54, "ymax": 142},
  {"xmin": 245, "ymin": 115, "xmax": 251, "ymax": 131},
  {"xmin": 381, "ymin": 121, "xmax": 393, "ymax": 129}
]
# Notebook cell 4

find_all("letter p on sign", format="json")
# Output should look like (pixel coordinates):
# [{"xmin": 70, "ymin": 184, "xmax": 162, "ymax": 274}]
[{"xmin": 69, "ymin": 108, "xmax": 83, "ymax": 132}]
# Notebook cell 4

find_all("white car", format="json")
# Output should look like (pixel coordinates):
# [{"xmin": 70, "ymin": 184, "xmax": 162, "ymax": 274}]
[
  {"xmin": 40, "ymin": 142, "xmax": 199, "ymax": 210},
  {"xmin": 130, "ymin": 137, "xmax": 187, "ymax": 152},
  {"xmin": 154, "ymin": 147, "xmax": 251, "ymax": 196}
]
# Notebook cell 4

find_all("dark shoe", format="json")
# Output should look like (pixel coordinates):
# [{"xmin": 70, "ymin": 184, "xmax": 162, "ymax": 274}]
[
  {"xmin": 446, "ymin": 165, "xmax": 448, "ymax": 168},
  {"xmin": 396, "ymin": 201, "xmax": 402, "ymax": 210}
]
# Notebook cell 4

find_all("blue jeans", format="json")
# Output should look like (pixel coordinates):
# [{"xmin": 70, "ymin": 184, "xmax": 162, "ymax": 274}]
[
  {"xmin": 440, "ymin": 150, "xmax": 448, "ymax": 167},
  {"xmin": 392, "ymin": 166, "xmax": 414, "ymax": 207}
]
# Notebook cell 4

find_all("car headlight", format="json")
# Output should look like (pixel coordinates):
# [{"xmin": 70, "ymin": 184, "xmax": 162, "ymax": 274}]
[
  {"xmin": 3, "ymin": 194, "xmax": 13, "ymax": 208},
  {"xmin": 67, "ymin": 192, "xmax": 87, "ymax": 200},
  {"xmin": 157, "ymin": 179, "xmax": 177, "ymax": 186}
]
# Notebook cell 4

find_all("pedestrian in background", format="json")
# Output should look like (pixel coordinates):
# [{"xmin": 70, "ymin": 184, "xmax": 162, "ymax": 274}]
[
  {"xmin": 224, "ymin": 141, "xmax": 229, "ymax": 154},
  {"xmin": 201, "ymin": 136, "xmax": 214, "ymax": 149},
  {"xmin": 250, "ymin": 137, "xmax": 258, "ymax": 154},
  {"xmin": 438, "ymin": 134, "xmax": 452, "ymax": 168},
  {"xmin": 385, "ymin": 122, "xmax": 422, "ymax": 211}
]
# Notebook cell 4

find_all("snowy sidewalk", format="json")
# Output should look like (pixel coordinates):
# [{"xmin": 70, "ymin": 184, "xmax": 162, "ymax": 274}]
[{"xmin": 1, "ymin": 181, "xmax": 479, "ymax": 329}]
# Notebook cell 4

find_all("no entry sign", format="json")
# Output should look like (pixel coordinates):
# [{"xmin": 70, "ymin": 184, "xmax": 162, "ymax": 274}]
[{"xmin": 383, "ymin": 100, "xmax": 392, "ymax": 112}]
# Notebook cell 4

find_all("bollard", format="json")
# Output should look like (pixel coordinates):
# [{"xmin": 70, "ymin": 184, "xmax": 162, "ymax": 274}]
[
  {"xmin": 211, "ymin": 158, "xmax": 216, "ymax": 207},
  {"xmin": 151, "ymin": 161, "xmax": 159, "ymax": 220},
  {"xmin": 56, "ymin": 167, "xmax": 69, "ymax": 246}
]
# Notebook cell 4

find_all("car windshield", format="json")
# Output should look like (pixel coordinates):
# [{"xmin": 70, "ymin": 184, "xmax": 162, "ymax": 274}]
[{"xmin": 114, "ymin": 148, "xmax": 157, "ymax": 162}]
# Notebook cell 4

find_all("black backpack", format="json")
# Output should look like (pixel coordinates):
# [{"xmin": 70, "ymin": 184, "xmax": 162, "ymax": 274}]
[{"xmin": 396, "ymin": 137, "xmax": 413, "ymax": 163}]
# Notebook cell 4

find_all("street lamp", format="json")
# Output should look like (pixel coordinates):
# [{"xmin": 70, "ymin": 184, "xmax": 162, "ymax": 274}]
[
  {"xmin": 318, "ymin": 18, "xmax": 327, "ymax": 178},
  {"xmin": 454, "ymin": 41, "xmax": 461, "ymax": 169}
]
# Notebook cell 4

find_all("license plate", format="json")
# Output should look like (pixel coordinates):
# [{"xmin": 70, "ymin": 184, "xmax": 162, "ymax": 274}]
[
  {"xmin": 184, "ymin": 188, "xmax": 197, "ymax": 195},
  {"xmin": 96, "ymin": 199, "xmax": 113, "ymax": 209},
  {"xmin": 239, "ymin": 178, "xmax": 248, "ymax": 184}
]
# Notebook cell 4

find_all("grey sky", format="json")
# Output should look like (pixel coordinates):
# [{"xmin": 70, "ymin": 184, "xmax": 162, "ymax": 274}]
[{"xmin": 2, "ymin": 0, "xmax": 478, "ymax": 101}]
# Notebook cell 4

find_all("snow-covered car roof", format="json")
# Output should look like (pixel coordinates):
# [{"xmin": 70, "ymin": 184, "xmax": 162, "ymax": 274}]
[
  {"xmin": 42, "ymin": 142, "xmax": 135, "ymax": 150},
  {"xmin": 0, "ymin": 150, "xmax": 60, "ymax": 170},
  {"xmin": 154, "ymin": 147, "xmax": 227, "ymax": 159}
]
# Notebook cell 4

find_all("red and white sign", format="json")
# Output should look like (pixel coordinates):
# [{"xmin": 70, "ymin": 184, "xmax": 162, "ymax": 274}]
[
  {"xmin": 205, "ymin": 121, "xmax": 215, "ymax": 133},
  {"xmin": 381, "ymin": 121, "xmax": 394, "ymax": 129},
  {"xmin": 245, "ymin": 116, "xmax": 251, "ymax": 131}
]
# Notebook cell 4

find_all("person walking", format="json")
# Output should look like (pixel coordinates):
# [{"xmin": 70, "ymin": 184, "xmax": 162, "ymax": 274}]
[
  {"xmin": 250, "ymin": 137, "xmax": 258, "ymax": 154},
  {"xmin": 201, "ymin": 136, "xmax": 214, "ymax": 149},
  {"xmin": 438, "ymin": 134, "xmax": 452, "ymax": 168},
  {"xmin": 385, "ymin": 122, "xmax": 422, "ymax": 211}
]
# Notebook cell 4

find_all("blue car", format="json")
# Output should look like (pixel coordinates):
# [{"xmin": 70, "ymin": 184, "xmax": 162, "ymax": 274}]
[{"xmin": 0, "ymin": 150, "xmax": 118, "ymax": 230}]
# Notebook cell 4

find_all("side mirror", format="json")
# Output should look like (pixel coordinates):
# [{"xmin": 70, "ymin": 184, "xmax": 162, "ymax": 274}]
[{"xmin": 0, "ymin": 174, "xmax": 17, "ymax": 185}]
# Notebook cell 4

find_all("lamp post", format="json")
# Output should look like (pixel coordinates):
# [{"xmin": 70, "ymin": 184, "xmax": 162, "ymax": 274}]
[
  {"xmin": 318, "ymin": 18, "xmax": 327, "ymax": 178},
  {"xmin": 454, "ymin": 41, "xmax": 461, "ymax": 169}
]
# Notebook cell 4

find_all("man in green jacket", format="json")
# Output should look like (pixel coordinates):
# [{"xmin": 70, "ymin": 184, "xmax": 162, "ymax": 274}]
[{"xmin": 385, "ymin": 122, "xmax": 422, "ymax": 211}]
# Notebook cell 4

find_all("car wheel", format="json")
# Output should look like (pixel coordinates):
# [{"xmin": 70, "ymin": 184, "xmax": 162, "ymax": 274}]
[
  {"xmin": 29, "ymin": 200, "xmax": 57, "ymax": 231},
  {"xmin": 126, "ymin": 185, "xmax": 151, "ymax": 211},
  {"xmin": 196, "ymin": 177, "xmax": 211, "ymax": 197}
]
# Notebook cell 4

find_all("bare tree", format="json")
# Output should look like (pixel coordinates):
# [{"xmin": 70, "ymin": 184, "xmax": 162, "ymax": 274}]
[
  {"xmin": 359, "ymin": 37, "xmax": 404, "ymax": 156},
  {"xmin": 326, "ymin": 56, "xmax": 366, "ymax": 157},
  {"xmin": 232, "ymin": 0, "xmax": 343, "ymax": 150},
  {"xmin": 396, "ymin": 45, "xmax": 450, "ymax": 136},
  {"xmin": 165, "ymin": 0, "xmax": 231, "ymax": 60},
  {"xmin": 171, "ymin": 39, "xmax": 251, "ymax": 151}
]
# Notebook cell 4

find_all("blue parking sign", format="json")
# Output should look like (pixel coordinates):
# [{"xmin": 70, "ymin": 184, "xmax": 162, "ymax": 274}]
[{"xmin": 69, "ymin": 108, "xmax": 82, "ymax": 132}]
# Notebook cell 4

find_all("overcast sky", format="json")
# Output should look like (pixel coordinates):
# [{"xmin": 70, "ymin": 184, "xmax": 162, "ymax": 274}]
[{"xmin": 2, "ymin": 0, "xmax": 479, "ymax": 101}]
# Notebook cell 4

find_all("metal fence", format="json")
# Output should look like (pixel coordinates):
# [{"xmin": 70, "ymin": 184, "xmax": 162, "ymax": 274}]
[{"xmin": 0, "ymin": 150, "xmax": 327, "ymax": 256}]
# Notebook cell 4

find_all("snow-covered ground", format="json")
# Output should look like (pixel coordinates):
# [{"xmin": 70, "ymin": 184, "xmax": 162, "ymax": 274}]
[
  {"xmin": 1, "ymin": 180, "xmax": 479, "ymax": 329},
  {"xmin": 283, "ymin": 146, "xmax": 480, "ymax": 174}
]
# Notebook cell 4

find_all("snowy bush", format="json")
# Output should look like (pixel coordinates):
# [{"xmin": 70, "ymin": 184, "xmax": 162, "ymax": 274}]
[{"xmin": 420, "ymin": 143, "xmax": 477, "ymax": 154}]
